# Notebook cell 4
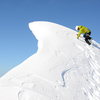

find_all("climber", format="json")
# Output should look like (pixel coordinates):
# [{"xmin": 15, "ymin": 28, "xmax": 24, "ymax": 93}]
[{"xmin": 75, "ymin": 25, "xmax": 92, "ymax": 45}]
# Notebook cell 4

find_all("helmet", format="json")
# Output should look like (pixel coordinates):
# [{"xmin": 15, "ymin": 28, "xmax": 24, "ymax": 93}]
[{"xmin": 75, "ymin": 26, "xmax": 79, "ymax": 31}]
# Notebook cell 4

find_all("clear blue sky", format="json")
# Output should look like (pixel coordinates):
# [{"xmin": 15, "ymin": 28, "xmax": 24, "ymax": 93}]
[{"xmin": 0, "ymin": 0, "xmax": 100, "ymax": 76}]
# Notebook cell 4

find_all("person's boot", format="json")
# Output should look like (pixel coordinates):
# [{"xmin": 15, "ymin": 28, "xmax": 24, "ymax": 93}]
[{"xmin": 85, "ymin": 37, "xmax": 91, "ymax": 45}]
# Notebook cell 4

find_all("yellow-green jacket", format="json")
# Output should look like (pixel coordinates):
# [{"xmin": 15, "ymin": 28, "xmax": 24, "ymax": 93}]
[{"xmin": 77, "ymin": 26, "xmax": 91, "ymax": 39}]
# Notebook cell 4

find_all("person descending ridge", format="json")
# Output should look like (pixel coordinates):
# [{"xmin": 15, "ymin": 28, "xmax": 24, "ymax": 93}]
[{"xmin": 75, "ymin": 25, "xmax": 92, "ymax": 45}]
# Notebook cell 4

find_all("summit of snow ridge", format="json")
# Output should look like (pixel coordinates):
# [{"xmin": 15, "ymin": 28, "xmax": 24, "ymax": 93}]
[
  {"xmin": 29, "ymin": 21, "xmax": 77, "ymax": 41},
  {"xmin": 29, "ymin": 21, "xmax": 80, "ymax": 53}
]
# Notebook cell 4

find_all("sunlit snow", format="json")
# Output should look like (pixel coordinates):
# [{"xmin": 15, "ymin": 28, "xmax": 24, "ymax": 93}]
[{"xmin": 0, "ymin": 21, "xmax": 100, "ymax": 100}]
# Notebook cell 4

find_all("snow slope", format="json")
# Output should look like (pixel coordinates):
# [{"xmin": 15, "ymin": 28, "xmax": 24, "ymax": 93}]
[{"xmin": 0, "ymin": 21, "xmax": 100, "ymax": 100}]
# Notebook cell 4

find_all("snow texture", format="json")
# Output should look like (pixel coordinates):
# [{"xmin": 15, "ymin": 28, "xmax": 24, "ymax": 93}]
[{"xmin": 0, "ymin": 21, "xmax": 100, "ymax": 100}]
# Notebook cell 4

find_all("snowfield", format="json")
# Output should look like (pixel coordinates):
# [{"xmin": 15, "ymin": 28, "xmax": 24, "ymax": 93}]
[{"xmin": 0, "ymin": 21, "xmax": 100, "ymax": 100}]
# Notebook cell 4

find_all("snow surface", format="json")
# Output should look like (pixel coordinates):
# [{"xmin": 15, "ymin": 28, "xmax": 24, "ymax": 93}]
[{"xmin": 0, "ymin": 21, "xmax": 100, "ymax": 100}]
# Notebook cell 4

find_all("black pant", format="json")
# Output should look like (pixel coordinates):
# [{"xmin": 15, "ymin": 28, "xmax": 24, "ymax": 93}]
[{"xmin": 83, "ymin": 32, "xmax": 91, "ymax": 45}]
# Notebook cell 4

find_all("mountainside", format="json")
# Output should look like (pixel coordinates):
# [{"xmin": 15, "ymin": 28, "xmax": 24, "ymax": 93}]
[{"xmin": 0, "ymin": 21, "xmax": 100, "ymax": 100}]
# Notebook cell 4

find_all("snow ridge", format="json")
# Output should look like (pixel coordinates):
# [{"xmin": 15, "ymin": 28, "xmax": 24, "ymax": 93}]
[{"xmin": 0, "ymin": 21, "xmax": 100, "ymax": 100}]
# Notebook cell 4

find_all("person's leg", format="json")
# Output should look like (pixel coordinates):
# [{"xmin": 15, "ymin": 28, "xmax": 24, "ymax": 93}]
[
  {"xmin": 85, "ymin": 36, "xmax": 91, "ymax": 45},
  {"xmin": 83, "ymin": 34, "xmax": 86, "ymax": 38}
]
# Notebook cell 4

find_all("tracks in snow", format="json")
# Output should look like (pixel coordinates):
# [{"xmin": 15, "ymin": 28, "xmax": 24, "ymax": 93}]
[
  {"xmin": 18, "ymin": 74, "xmax": 63, "ymax": 100},
  {"xmin": 84, "ymin": 45, "xmax": 100, "ymax": 100}
]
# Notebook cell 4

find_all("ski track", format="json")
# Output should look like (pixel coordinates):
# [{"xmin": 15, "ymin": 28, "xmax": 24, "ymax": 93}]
[{"xmin": 61, "ymin": 67, "xmax": 79, "ymax": 87}]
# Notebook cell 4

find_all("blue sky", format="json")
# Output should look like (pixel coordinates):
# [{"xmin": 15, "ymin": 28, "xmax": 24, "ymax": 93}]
[{"xmin": 0, "ymin": 0, "xmax": 100, "ymax": 76}]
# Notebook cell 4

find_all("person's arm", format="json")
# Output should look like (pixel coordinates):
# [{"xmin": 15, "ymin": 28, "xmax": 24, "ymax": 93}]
[{"xmin": 77, "ymin": 31, "xmax": 82, "ymax": 39}]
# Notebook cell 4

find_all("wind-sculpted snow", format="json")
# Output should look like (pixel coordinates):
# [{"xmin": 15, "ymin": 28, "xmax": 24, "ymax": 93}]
[{"xmin": 0, "ymin": 21, "xmax": 100, "ymax": 100}]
